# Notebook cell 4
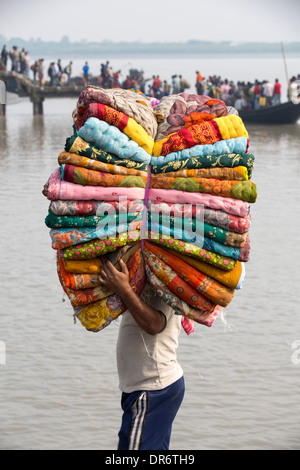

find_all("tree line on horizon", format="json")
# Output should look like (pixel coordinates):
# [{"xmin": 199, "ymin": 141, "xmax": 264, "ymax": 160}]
[{"xmin": 1, "ymin": 35, "xmax": 299, "ymax": 57}]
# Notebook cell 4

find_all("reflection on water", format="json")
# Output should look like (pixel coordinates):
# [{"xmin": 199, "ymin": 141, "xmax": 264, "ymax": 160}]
[{"xmin": 0, "ymin": 100, "xmax": 300, "ymax": 450}]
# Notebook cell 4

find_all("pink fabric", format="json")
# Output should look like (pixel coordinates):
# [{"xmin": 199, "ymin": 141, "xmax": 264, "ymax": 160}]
[
  {"xmin": 47, "ymin": 169, "xmax": 249, "ymax": 217},
  {"xmin": 181, "ymin": 316, "xmax": 195, "ymax": 335},
  {"xmin": 148, "ymin": 189, "xmax": 249, "ymax": 218},
  {"xmin": 149, "ymin": 201, "xmax": 251, "ymax": 234},
  {"xmin": 47, "ymin": 168, "xmax": 146, "ymax": 201}
]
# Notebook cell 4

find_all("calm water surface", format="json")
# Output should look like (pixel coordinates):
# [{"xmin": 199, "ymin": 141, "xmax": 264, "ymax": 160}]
[{"xmin": 0, "ymin": 59, "xmax": 300, "ymax": 449}]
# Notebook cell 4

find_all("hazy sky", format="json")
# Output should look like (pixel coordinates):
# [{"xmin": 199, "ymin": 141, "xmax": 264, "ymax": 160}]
[{"xmin": 0, "ymin": 0, "xmax": 300, "ymax": 43}]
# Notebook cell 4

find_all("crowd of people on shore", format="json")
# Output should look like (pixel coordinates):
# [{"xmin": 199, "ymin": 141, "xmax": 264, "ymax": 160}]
[
  {"xmin": 0, "ymin": 44, "xmax": 73, "ymax": 86},
  {"xmin": 1, "ymin": 44, "xmax": 299, "ymax": 109}
]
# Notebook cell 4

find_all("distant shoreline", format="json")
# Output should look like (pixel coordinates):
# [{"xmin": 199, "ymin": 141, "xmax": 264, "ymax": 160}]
[{"xmin": 1, "ymin": 37, "xmax": 299, "ymax": 58}]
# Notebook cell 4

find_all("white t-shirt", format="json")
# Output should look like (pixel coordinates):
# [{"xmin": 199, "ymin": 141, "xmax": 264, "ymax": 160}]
[{"xmin": 116, "ymin": 284, "xmax": 183, "ymax": 393}]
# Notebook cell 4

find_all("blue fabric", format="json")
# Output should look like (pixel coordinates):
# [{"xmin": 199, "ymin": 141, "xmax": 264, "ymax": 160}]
[
  {"xmin": 151, "ymin": 137, "xmax": 248, "ymax": 167},
  {"xmin": 78, "ymin": 117, "xmax": 152, "ymax": 163},
  {"xmin": 118, "ymin": 376, "xmax": 185, "ymax": 450},
  {"xmin": 148, "ymin": 223, "xmax": 242, "ymax": 260}
]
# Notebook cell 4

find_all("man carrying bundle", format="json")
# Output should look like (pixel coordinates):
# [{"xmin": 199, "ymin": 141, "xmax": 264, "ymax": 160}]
[{"xmin": 98, "ymin": 259, "xmax": 185, "ymax": 451}]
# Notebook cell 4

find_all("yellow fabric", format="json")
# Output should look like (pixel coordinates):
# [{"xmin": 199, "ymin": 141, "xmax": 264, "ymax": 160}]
[
  {"xmin": 214, "ymin": 115, "xmax": 249, "ymax": 140},
  {"xmin": 58, "ymin": 151, "xmax": 148, "ymax": 177},
  {"xmin": 152, "ymin": 115, "xmax": 248, "ymax": 157},
  {"xmin": 63, "ymin": 258, "xmax": 104, "ymax": 274},
  {"xmin": 124, "ymin": 116, "xmax": 154, "ymax": 154},
  {"xmin": 171, "ymin": 251, "xmax": 243, "ymax": 290},
  {"xmin": 77, "ymin": 299, "xmax": 116, "ymax": 331},
  {"xmin": 154, "ymin": 166, "xmax": 249, "ymax": 181}
]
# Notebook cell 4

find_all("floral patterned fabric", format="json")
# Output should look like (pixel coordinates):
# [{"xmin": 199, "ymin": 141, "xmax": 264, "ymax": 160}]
[
  {"xmin": 152, "ymin": 115, "xmax": 249, "ymax": 157},
  {"xmin": 154, "ymin": 93, "xmax": 228, "ymax": 141},
  {"xmin": 42, "ymin": 88, "xmax": 258, "ymax": 335},
  {"xmin": 73, "ymin": 85, "xmax": 158, "ymax": 139},
  {"xmin": 145, "ymin": 264, "xmax": 221, "ymax": 328}
]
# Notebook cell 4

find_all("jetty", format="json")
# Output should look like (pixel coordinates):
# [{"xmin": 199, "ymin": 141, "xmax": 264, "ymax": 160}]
[{"xmin": 0, "ymin": 71, "xmax": 86, "ymax": 115}]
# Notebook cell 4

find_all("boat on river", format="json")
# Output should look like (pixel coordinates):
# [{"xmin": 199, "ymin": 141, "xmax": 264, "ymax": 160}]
[{"xmin": 239, "ymin": 101, "xmax": 300, "ymax": 125}]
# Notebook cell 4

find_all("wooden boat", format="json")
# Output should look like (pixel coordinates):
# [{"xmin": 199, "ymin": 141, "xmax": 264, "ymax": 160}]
[{"xmin": 239, "ymin": 101, "xmax": 300, "ymax": 125}]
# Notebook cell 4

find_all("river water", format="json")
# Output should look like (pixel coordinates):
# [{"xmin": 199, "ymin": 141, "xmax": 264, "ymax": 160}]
[{"xmin": 0, "ymin": 56, "xmax": 300, "ymax": 450}]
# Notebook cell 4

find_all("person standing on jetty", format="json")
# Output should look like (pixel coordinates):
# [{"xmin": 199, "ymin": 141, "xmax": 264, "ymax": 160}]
[
  {"xmin": 98, "ymin": 259, "xmax": 185, "ymax": 451},
  {"xmin": 83, "ymin": 61, "xmax": 90, "ymax": 85},
  {"xmin": 1, "ymin": 45, "xmax": 8, "ymax": 70}
]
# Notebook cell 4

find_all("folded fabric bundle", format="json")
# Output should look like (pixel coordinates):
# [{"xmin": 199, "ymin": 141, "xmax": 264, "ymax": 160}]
[
  {"xmin": 61, "ymin": 163, "xmax": 148, "ymax": 188},
  {"xmin": 78, "ymin": 118, "xmax": 151, "ymax": 164},
  {"xmin": 58, "ymin": 151, "xmax": 148, "ymax": 177},
  {"xmin": 59, "ymin": 258, "xmax": 112, "ymax": 307},
  {"xmin": 59, "ymin": 244, "xmax": 141, "ymax": 307},
  {"xmin": 171, "ymin": 250, "xmax": 245, "ymax": 290},
  {"xmin": 73, "ymin": 85, "xmax": 158, "ymax": 139},
  {"xmin": 148, "ymin": 188, "xmax": 250, "ymax": 217},
  {"xmin": 63, "ymin": 244, "xmax": 138, "ymax": 284},
  {"xmin": 154, "ymin": 93, "xmax": 228, "ymax": 141},
  {"xmin": 46, "ymin": 168, "xmax": 146, "ymax": 202},
  {"xmin": 72, "ymin": 249, "xmax": 146, "ymax": 332},
  {"xmin": 149, "ymin": 202, "xmax": 251, "ymax": 234},
  {"xmin": 150, "ymin": 175, "xmax": 257, "ymax": 203},
  {"xmin": 148, "ymin": 222, "xmax": 249, "ymax": 261},
  {"xmin": 148, "ymin": 234, "xmax": 237, "ymax": 271},
  {"xmin": 46, "ymin": 210, "xmax": 141, "ymax": 229},
  {"xmin": 144, "ymin": 242, "xmax": 235, "ymax": 307},
  {"xmin": 49, "ymin": 199, "xmax": 250, "ymax": 236},
  {"xmin": 60, "ymin": 232, "xmax": 141, "ymax": 260},
  {"xmin": 65, "ymin": 134, "xmax": 150, "ymax": 172},
  {"xmin": 151, "ymin": 152, "xmax": 254, "ymax": 180},
  {"xmin": 154, "ymin": 165, "xmax": 249, "ymax": 181},
  {"xmin": 143, "ymin": 247, "xmax": 217, "ymax": 312},
  {"xmin": 79, "ymin": 102, "xmax": 154, "ymax": 154},
  {"xmin": 152, "ymin": 115, "xmax": 249, "ymax": 157},
  {"xmin": 50, "ymin": 218, "xmax": 142, "ymax": 250},
  {"xmin": 59, "ymin": 226, "xmax": 238, "ymax": 271},
  {"xmin": 151, "ymin": 138, "xmax": 250, "ymax": 168},
  {"xmin": 49, "ymin": 199, "xmax": 144, "ymax": 216},
  {"xmin": 64, "ymin": 257, "xmax": 104, "ymax": 275},
  {"xmin": 145, "ymin": 264, "xmax": 221, "ymax": 327},
  {"xmin": 43, "ymin": 88, "xmax": 257, "ymax": 336},
  {"xmin": 148, "ymin": 212, "xmax": 247, "ymax": 247}
]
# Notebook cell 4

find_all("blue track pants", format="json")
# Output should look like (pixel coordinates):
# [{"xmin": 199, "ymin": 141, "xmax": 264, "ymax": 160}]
[{"xmin": 118, "ymin": 376, "xmax": 185, "ymax": 450}]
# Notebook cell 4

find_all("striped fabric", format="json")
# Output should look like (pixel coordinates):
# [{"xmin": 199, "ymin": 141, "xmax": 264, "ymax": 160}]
[{"xmin": 129, "ymin": 392, "xmax": 148, "ymax": 450}]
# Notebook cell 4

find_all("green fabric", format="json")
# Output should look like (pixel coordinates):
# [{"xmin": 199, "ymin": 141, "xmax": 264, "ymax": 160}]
[
  {"xmin": 65, "ymin": 134, "xmax": 149, "ymax": 172},
  {"xmin": 148, "ymin": 213, "xmax": 245, "ymax": 247},
  {"xmin": 45, "ymin": 211, "xmax": 140, "ymax": 229},
  {"xmin": 151, "ymin": 152, "xmax": 255, "ymax": 179}
]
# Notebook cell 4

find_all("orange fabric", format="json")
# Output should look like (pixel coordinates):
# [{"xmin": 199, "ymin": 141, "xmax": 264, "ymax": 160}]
[
  {"xmin": 143, "ymin": 246, "xmax": 217, "ymax": 312},
  {"xmin": 57, "ymin": 248, "xmax": 140, "ymax": 307},
  {"xmin": 173, "ymin": 251, "xmax": 243, "ymax": 290},
  {"xmin": 144, "ymin": 242, "xmax": 234, "ymax": 307}
]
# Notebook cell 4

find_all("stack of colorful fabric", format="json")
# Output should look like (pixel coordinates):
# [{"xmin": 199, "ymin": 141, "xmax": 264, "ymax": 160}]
[
  {"xmin": 43, "ymin": 88, "xmax": 257, "ymax": 335},
  {"xmin": 143, "ymin": 93, "xmax": 256, "ymax": 332},
  {"xmin": 44, "ymin": 86, "xmax": 158, "ymax": 331}
]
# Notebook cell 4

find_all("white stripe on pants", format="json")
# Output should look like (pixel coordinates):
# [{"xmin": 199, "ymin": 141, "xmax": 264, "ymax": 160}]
[{"xmin": 129, "ymin": 392, "xmax": 148, "ymax": 450}]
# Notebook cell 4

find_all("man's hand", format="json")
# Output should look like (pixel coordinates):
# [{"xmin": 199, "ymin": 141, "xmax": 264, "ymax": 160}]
[
  {"xmin": 99, "ymin": 259, "xmax": 130, "ymax": 296},
  {"xmin": 99, "ymin": 257, "xmax": 166, "ymax": 335}
]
